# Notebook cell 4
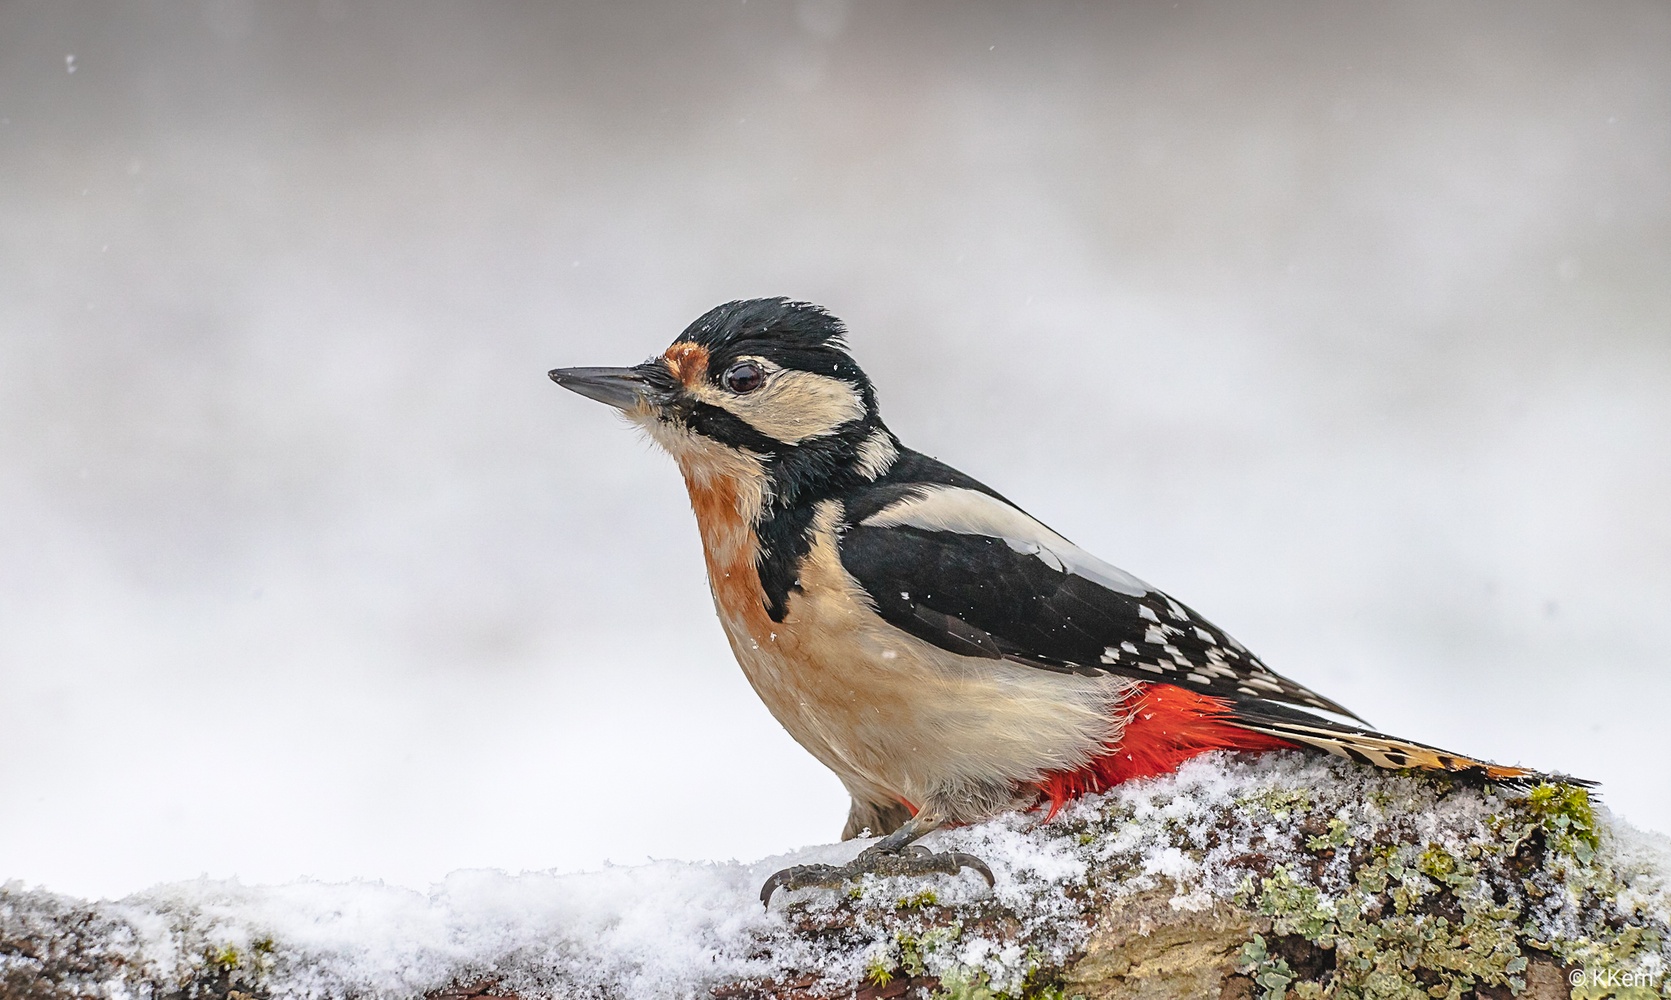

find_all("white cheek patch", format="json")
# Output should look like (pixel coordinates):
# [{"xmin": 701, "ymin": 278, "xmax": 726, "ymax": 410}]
[
  {"xmin": 690, "ymin": 365, "xmax": 866, "ymax": 445},
  {"xmin": 862, "ymin": 486, "xmax": 1153, "ymax": 597}
]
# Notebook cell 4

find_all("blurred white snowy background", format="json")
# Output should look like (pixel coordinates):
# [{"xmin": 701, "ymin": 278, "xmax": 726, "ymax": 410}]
[{"xmin": 1, "ymin": 1, "xmax": 1667, "ymax": 900}]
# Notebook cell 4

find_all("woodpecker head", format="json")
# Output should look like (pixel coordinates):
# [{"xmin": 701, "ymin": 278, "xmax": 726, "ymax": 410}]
[{"xmin": 550, "ymin": 298, "xmax": 899, "ymax": 506}]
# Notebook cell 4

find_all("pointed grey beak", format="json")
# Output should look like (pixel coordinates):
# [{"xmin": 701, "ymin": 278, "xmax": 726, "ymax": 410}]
[{"xmin": 547, "ymin": 366, "xmax": 652, "ymax": 411}]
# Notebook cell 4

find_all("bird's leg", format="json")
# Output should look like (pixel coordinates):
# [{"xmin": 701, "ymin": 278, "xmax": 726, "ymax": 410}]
[{"xmin": 759, "ymin": 810, "xmax": 994, "ymax": 908}]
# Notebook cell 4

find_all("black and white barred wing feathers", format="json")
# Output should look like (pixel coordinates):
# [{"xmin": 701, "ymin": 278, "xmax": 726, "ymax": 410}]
[{"xmin": 837, "ymin": 484, "xmax": 1361, "ymax": 720}]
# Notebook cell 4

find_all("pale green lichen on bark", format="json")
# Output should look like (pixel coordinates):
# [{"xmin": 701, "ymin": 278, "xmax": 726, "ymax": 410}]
[
  {"xmin": 1230, "ymin": 782, "xmax": 1668, "ymax": 1000},
  {"xmin": 779, "ymin": 759, "xmax": 1669, "ymax": 1000},
  {"xmin": 207, "ymin": 936, "xmax": 276, "ymax": 973},
  {"xmin": 1238, "ymin": 787, "xmax": 1316, "ymax": 822},
  {"xmin": 6, "ymin": 756, "xmax": 1667, "ymax": 1000}
]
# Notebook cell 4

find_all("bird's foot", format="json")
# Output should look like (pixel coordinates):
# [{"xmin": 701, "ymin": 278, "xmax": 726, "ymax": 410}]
[{"xmin": 760, "ymin": 843, "xmax": 994, "ymax": 908}]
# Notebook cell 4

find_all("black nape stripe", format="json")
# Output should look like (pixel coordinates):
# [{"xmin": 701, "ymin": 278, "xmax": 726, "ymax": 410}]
[
  {"xmin": 756, "ymin": 503, "xmax": 817, "ymax": 622},
  {"xmin": 753, "ymin": 416, "xmax": 887, "ymax": 621}
]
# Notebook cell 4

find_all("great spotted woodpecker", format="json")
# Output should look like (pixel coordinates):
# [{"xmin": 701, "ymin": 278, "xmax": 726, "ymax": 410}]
[{"xmin": 549, "ymin": 298, "xmax": 1579, "ymax": 906}]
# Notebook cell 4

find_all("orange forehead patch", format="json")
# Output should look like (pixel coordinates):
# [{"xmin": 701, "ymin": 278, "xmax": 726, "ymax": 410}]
[{"xmin": 662, "ymin": 342, "xmax": 710, "ymax": 387}]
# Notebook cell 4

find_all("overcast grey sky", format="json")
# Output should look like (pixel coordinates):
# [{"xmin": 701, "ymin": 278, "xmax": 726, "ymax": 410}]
[{"xmin": 2, "ymin": 1, "xmax": 1668, "ymax": 898}]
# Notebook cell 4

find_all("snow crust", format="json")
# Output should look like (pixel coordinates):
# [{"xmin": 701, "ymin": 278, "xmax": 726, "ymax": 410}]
[{"xmin": 4, "ymin": 753, "xmax": 1667, "ymax": 999}]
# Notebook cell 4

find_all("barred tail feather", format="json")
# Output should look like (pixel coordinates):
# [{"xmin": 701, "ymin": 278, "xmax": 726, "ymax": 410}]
[{"xmin": 1226, "ymin": 699, "xmax": 1592, "ymax": 788}]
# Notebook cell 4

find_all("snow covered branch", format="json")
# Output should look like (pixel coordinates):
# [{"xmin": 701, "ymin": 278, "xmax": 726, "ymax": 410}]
[{"xmin": 5, "ymin": 755, "xmax": 1668, "ymax": 1000}]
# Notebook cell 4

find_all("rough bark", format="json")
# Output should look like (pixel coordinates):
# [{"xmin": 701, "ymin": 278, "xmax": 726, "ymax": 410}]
[{"xmin": 4, "ymin": 756, "xmax": 1667, "ymax": 1000}]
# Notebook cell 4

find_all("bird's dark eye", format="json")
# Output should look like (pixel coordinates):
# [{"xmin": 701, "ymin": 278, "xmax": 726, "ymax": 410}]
[{"xmin": 723, "ymin": 361, "xmax": 765, "ymax": 394}]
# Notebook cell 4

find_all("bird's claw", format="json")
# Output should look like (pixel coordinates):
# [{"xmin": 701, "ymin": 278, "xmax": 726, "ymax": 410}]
[{"xmin": 760, "ymin": 844, "xmax": 995, "ymax": 908}]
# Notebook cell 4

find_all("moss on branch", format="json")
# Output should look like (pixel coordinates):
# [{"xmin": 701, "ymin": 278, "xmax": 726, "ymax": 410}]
[{"xmin": 3, "ymin": 756, "xmax": 1667, "ymax": 1000}]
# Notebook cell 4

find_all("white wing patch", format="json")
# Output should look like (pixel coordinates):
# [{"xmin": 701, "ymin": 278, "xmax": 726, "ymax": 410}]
[{"xmin": 860, "ymin": 485, "xmax": 1152, "ymax": 597}]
